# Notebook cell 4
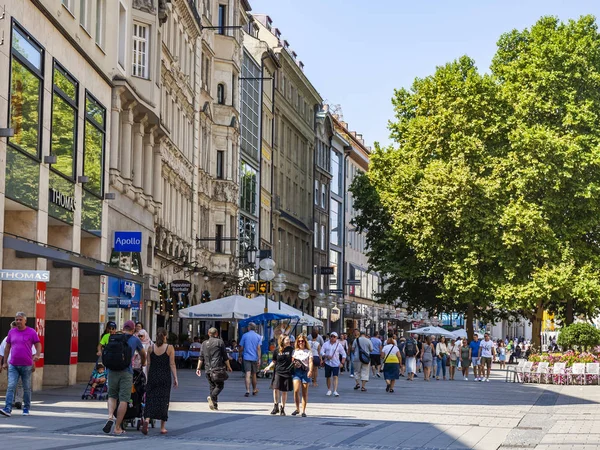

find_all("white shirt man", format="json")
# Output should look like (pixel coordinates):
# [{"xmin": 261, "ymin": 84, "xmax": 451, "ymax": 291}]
[
  {"xmin": 478, "ymin": 334, "xmax": 495, "ymax": 382},
  {"xmin": 320, "ymin": 332, "xmax": 346, "ymax": 397}
]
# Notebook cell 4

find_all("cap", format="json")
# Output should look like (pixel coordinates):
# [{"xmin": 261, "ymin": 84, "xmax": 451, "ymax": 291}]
[
  {"xmin": 123, "ymin": 320, "xmax": 136, "ymax": 331},
  {"xmin": 107, "ymin": 321, "xmax": 117, "ymax": 328},
  {"xmin": 330, "ymin": 332, "xmax": 338, "ymax": 337}
]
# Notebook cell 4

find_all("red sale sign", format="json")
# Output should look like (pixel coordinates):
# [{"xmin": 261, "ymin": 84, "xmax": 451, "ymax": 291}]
[
  {"xmin": 71, "ymin": 288, "xmax": 79, "ymax": 365},
  {"xmin": 35, "ymin": 282, "xmax": 46, "ymax": 368}
]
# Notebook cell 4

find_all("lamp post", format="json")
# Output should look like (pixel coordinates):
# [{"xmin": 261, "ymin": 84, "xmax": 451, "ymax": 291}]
[
  {"xmin": 337, "ymin": 296, "xmax": 345, "ymax": 335},
  {"xmin": 298, "ymin": 283, "xmax": 309, "ymax": 316},
  {"xmin": 327, "ymin": 294, "xmax": 336, "ymax": 332},
  {"xmin": 259, "ymin": 257, "xmax": 276, "ymax": 313},
  {"xmin": 273, "ymin": 272, "xmax": 287, "ymax": 310}
]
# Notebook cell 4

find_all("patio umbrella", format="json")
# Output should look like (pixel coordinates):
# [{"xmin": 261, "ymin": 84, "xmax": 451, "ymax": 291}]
[{"xmin": 408, "ymin": 326, "xmax": 456, "ymax": 338}]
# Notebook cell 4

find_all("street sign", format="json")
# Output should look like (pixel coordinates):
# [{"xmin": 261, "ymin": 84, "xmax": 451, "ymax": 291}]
[
  {"xmin": 320, "ymin": 267, "xmax": 335, "ymax": 275},
  {"xmin": 330, "ymin": 289, "xmax": 344, "ymax": 294},
  {"xmin": 171, "ymin": 279, "xmax": 192, "ymax": 294},
  {"xmin": 346, "ymin": 279, "xmax": 361, "ymax": 286},
  {"xmin": 114, "ymin": 231, "xmax": 142, "ymax": 252}
]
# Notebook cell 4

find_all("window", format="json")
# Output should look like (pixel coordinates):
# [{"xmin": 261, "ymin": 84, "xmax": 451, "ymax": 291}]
[
  {"xmin": 240, "ymin": 52, "xmax": 261, "ymax": 159},
  {"xmin": 239, "ymin": 215, "xmax": 257, "ymax": 256},
  {"xmin": 217, "ymin": 83, "xmax": 225, "ymax": 104},
  {"xmin": 95, "ymin": 0, "xmax": 106, "ymax": 48},
  {"xmin": 80, "ymin": 0, "xmax": 91, "ymax": 31},
  {"xmin": 314, "ymin": 222, "xmax": 318, "ymax": 248},
  {"xmin": 240, "ymin": 161, "xmax": 257, "ymax": 216},
  {"xmin": 321, "ymin": 183, "xmax": 327, "ymax": 208},
  {"xmin": 215, "ymin": 224, "xmax": 224, "ymax": 253},
  {"xmin": 216, "ymin": 150, "xmax": 224, "ymax": 179},
  {"xmin": 330, "ymin": 200, "xmax": 341, "ymax": 246},
  {"xmin": 218, "ymin": 4, "xmax": 227, "ymax": 35},
  {"xmin": 62, "ymin": 0, "xmax": 73, "ymax": 12},
  {"xmin": 51, "ymin": 62, "xmax": 78, "ymax": 179},
  {"xmin": 320, "ymin": 225, "xmax": 326, "ymax": 251},
  {"xmin": 118, "ymin": 3, "xmax": 126, "ymax": 69},
  {"xmin": 83, "ymin": 92, "xmax": 106, "ymax": 196},
  {"xmin": 331, "ymin": 150, "xmax": 342, "ymax": 195},
  {"xmin": 9, "ymin": 23, "xmax": 44, "ymax": 157},
  {"xmin": 132, "ymin": 22, "xmax": 149, "ymax": 78},
  {"xmin": 330, "ymin": 250, "xmax": 340, "ymax": 289},
  {"xmin": 314, "ymin": 180, "xmax": 319, "ymax": 206}
]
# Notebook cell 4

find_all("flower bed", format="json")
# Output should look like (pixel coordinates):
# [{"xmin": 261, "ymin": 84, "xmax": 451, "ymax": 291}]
[{"xmin": 524, "ymin": 351, "xmax": 600, "ymax": 385}]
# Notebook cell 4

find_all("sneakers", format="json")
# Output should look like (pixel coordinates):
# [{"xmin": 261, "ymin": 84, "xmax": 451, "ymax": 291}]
[
  {"xmin": 207, "ymin": 396, "xmax": 216, "ymax": 411},
  {"xmin": 376, "ymin": 372, "xmax": 381, "ymax": 378},
  {"xmin": 485, "ymin": 378, "xmax": 490, "ymax": 382},
  {"xmin": 326, "ymin": 390, "xmax": 332, "ymax": 396},
  {"xmin": 0, "ymin": 408, "xmax": 11, "ymax": 417},
  {"xmin": 479, "ymin": 378, "xmax": 483, "ymax": 382},
  {"xmin": 349, "ymin": 374, "xmax": 354, "ymax": 378},
  {"xmin": 22, "ymin": 409, "xmax": 29, "ymax": 416},
  {"xmin": 333, "ymin": 391, "xmax": 339, "ymax": 397},
  {"xmin": 464, "ymin": 377, "xmax": 468, "ymax": 381}
]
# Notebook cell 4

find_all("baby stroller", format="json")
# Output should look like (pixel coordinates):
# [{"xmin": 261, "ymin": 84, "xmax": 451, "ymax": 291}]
[
  {"xmin": 81, "ymin": 361, "xmax": 108, "ymax": 400},
  {"xmin": 121, "ymin": 368, "xmax": 155, "ymax": 431}
]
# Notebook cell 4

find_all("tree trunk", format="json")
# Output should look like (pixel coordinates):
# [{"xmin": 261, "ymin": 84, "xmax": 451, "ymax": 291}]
[
  {"xmin": 466, "ymin": 303, "xmax": 474, "ymax": 340},
  {"xmin": 565, "ymin": 298, "xmax": 574, "ymax": 326},
  {"xmin": 531, "ymin": 300, "xmax": 544, "ymax": 350}
]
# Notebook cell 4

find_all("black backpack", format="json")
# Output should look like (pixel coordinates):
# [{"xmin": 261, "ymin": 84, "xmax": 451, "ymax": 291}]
[
  {"xmin": 405, "ymin": 339, "xmax": 417, "ymax": 357},
  {"xmin": 102, "ymin": 333, "xmax": 133, "ymax": 371}
]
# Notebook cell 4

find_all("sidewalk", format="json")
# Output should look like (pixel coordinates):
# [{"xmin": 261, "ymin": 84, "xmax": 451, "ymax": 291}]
[{"xmin": 1, "ymin": 367, "xmax": 600, "ymax": 449}]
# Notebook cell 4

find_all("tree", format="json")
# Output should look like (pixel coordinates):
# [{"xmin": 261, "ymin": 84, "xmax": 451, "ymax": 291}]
[
  {"xmin": 491, "ymin": 16, "xmax": 600, "ymax": 346},
  {"xmin": 557, "ymin": 322, "xmax": 600, "ymax": 351},
  {"xmin": 351, "ymin": 56, "xmax": 509, "ymax": 339}
]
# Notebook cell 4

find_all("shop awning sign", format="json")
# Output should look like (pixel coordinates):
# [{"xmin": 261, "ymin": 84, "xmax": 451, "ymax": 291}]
[
  {"xmin": 0, "ymin": 270, "xmax": 50, "ymax": 282},
  {"xmin": 114, "ymin": 231, "xmax": 142, "ymax": 252}
]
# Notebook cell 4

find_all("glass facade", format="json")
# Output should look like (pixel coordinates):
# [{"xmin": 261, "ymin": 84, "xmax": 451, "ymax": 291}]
[
  {"xmin": 240, "ymin": 51, "xmax": 261, "ymax": 160},
  {"xmin": 329, "ymin": 250, "xmax": 340, "ymax": 289},
  {"xmin": 83, "ymin": 93, "xmax": 106, "ymax": 196},
  {"xmin": 239, "ymin": 215, "xmax": 257, "ymax": 256},
  {"xmin": 240, "ymin": 161, "xmax": 257, "ymax": 216},
  {"xmin": 330, "ymin": 199, "xmax": 341, "ymax": 246},
  {"xmin": 51, "ymin": 63, "xmax": 78, "ymax": 178},
  {"xmin": 331, "ymin": 150, "xmax": 342, "ymax": 195}
]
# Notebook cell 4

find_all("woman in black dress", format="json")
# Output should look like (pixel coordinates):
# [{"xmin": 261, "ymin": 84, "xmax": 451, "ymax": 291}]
[
  {"xmin": 263, "ymin": 335, "xmax": 293, "ymax": 416},
  {"xmin": 142, "ymin": 328, "xmax": 178, "ymax": 435}
]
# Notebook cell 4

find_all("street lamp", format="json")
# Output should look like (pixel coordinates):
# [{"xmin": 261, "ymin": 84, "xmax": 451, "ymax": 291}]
[
  {"xmin": 316, "ymin": 292, "xmax": 326, "ymax": 323},
  {"xmin": 273, "ymin": 272, "xmax": 287, "ymax": 310},
  {"xmin": 259, "ymin": 257, "xmax": 276, "ymax": 313},
  {"xmin": 337, "ymin": 296, "xmax": 345, "ymax": 334},
  {"xmin": 298, "ymin": 283, "xmax": 309, "ymax": 316}
]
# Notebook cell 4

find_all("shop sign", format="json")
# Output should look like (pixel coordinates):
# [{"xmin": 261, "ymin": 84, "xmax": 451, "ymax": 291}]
[
  {"xmin": 35, "ymin": 282, "xmax": 46, "ymax": 368},
  {"xmin": 49, "ymin": 188, "xmax": 75, "ymax": 211},
  {"xmin": 114, "ymin": 231, "xmax": 142, "ymax": 252},
  {"xmin": 171, "ymin": 279, "xmax": 192, "ymax": 294},
  {"xmin": 71, "ymin": 288, "xmax": 79, "ymax": 365},
  {"xmin": 0, "ymin": 270, "xmax": 50, "ymax": 282},
  {"xmin": 107, "ymin": 277, "xmax": 142, "ymax": 310}
]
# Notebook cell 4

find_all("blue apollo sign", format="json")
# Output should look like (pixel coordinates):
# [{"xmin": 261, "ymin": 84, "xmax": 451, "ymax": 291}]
[{"xmin": 114, "ymin": 231, "xmax": 142, "ymax": 252}]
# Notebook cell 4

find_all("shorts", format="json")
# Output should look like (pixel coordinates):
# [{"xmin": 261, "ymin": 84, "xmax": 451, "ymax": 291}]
[
  {"xmin": 370, "ymin": 354, "xmax": 381, "ymax": 366},
  {"xmin": 293, "ymin": 368, "xmax": 310, "ymax": 384},
  {"xmin": 243, "ymin": 360, "xmax": 259, "ymax": 374},
  {"xmin": 324, "ymin": 365, "xmax": 340, "ymax": 378},
  {"xmin": 354, "ymin": 361, "xmax": 370, "ymax": 381},
  {"xmin": 471, "ymin": 357, "xmax": 480, "ymax": 367},
  {"xmin": 312, "ymin": 356, "xmax": 321, "ymax": 367},
  {"xmin": 107, "ymin": 370, "xmax": 133, "ymax": 402},
  {"xmin": 481, "ymin": 356, "xmax": 492, "ymax": 368},
  {"xmin": 271, "ymin": 373, "xmax": 293, "ymax": 392}
]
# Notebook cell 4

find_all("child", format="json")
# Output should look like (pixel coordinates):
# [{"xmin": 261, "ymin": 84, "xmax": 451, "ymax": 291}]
[{"xmin": 90, "ymin": 364, "xmax": 107, "ymax": 395}]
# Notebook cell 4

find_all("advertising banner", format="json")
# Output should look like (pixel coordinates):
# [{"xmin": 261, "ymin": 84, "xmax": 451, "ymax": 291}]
[
  {"xmin": 35, "ymin": 282, "xmax": 46, "ymax": 368},
  {"xmin": 71, "ymin": 288, "xmax": 79, "ymax": 365}
]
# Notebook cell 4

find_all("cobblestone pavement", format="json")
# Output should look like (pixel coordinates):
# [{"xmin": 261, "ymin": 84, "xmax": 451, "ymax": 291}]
[{"xmin": 1, "ymin": 366, "xmax": 600, "ymax": 449}]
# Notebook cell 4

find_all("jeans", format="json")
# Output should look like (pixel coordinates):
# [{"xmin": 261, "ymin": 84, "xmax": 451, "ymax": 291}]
[
  {"xmin": 207, "ymin": 373, "xmax": 224, "ymax": 406},
  {"xmin": 347, "ymin": 353, "xmax": 354, "ymax": 375},
  {"xmin": 436, "ymin": 355, "xmax": 447, "ymax": 378},
  {"xmin": 5, "ymin": 365, "xmax": 32, "ymax": 412}
]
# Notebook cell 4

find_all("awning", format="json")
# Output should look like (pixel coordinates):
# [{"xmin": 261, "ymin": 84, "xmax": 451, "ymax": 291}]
[{"xmin": 3, "ymin": 234, "xmax": 144, "ymax": 283}]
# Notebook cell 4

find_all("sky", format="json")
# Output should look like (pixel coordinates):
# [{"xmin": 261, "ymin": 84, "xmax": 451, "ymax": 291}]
[{"xmin": 249, "ymin": 0, "xmax": 600, "ymax": 148}]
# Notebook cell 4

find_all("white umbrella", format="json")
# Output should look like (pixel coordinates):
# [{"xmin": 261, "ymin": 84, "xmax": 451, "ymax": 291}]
[
  {"xmin": 452, "ymin": 329, "xmax": 484, "ymax": 339},
  {"xmin": 254, "ymin": 296, "xmax": 324, "ymax": 327},
  {"xmin": 408, "ymin": 326, "xmax": 455, "ymax": 338}
]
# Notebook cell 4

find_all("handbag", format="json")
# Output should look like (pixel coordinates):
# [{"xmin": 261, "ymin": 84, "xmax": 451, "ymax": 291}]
[{"xmin": 209, "ymin": 366, "xmax": 229, "ymax": 382}]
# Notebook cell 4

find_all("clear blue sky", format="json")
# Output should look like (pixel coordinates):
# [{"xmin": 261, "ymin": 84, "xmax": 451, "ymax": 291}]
[{"xmin": 249, "ymin": 0, "xmax": 600, "ymax": 148}]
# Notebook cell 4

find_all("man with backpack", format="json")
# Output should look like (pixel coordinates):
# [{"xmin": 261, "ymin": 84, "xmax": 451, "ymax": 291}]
[
  {"xmin": 102, "ymin": 320, "xmax": 146, "ymax": 435},
  {"xmin": 351, "ymin": 330, "xmax": 373, "ymax": 392},
  {"xmin": 404, "ymin": 334, "xmax": 419, "ymax": 381}
]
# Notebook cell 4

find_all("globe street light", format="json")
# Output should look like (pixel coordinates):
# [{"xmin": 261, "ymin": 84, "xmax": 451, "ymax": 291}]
[
  {"xmin": 273, "ymin": 273, "xmax": 287, "ymax": 310},
  {"xmin": 259, "ymin": 258, "xmax": 276, "ymax": 313},
  {"xmin": 298, "ymin": 283, "xmax": 310, "ymax": 316}
]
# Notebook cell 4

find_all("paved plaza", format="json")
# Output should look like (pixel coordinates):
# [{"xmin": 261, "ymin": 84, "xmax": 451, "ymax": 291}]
[{"xmin": 1, "ymin": 367, "xmax": 600, "ymax": 450}]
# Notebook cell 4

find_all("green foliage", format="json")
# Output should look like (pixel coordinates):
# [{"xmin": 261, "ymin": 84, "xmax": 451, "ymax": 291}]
[
  {"xmin": 167, "ymin": 332, "xmax": 178, "ymax": 345},
  {"xmin": 557, "ymin": 323, "xmax": 600, "ymax": 351}
]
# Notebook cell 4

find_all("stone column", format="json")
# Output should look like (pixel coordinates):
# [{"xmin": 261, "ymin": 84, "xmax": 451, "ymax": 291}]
[
  {"xmin": 153, "ymin": 142, "xmax": 162, "ymax": 203},
  {"xmin": 143, "ymin": 131, "xmax": 154, "ymax": 197},
  {"xmin": 132, "ymin": 120, "xmax": 144, "ymax": 189},
  {"xmin": 109, "ymin": 90, "xmax": 122, "ymax": 170},
  {"xmin": 120, "ymin": 108, "xmax": 133, "ymax": 180}
]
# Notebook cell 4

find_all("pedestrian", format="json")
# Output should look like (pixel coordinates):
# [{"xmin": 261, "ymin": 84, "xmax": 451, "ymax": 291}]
[
  {"xmin": 96, "ymin": 321, "xmax": 117, "ymax": 358},
  {"xmin": 381, "ymin": 337, "xmax": 401, "ymax": 393},
  {"xmin": 460, "ymin": 338, "xmax": 471, "ymax": 380},
  {"xmin": 338, "ymin": 333, "xmax": 349, "ymax": 373},
  {"xmin": 0, "ymin": 312, "xmax": 41, "ymax": 417},
  {"xmin": 479, "ymin": 333, "xmax": 495, "ymax": 382},
  {"xmin": 404, "ymin": 334, "xmax": 419, "ymax": 381},
  {"xmin": 346, "ymin": 331, "xmax": 355, "ymax": 377},
  {"xmin": 135, "ymin": 322, "xmax": 144, "ymax": 334},
  {"xmin": 352, "ymin": 329, "xmax": 373, "ymax": 391},
  {"xmin": 320, "ymin": 332, "xmax": 346, "ymax": 397},
  {"xmin": 416, "ymin": 336, "xmax": 423, "ymax": 376},
  {"xmin": 498, "ymin": 341, "xmax": 507, "ymax": 370},
  {"xmin": 196, "ymin": 327, "xmax": 232, "ymax": 412},
  {"xmin": 0, "ymin": 313, "xmax": 41, "ymax": 416},
  {"xmin": 263, "ymin": 335, "xmax": 294, "ymax": 415},
  {"xmin": 435, "ymin": 336, "xmax": 448, "ymax": 380},
  {"xmin": 101, "ymin": 320, "xmax": 146, "ymax": 435},
  {"xmin": 369, "ymin": 331, "xmax": 383, "ymax": 377},
  {"xmin": 133, "ymin": 329, "xmax": 153, "ymax": 377},
  {"xmin": 238, "ymin": 322, "xmax": 262, "ymax": 397},
  {"xmin": 308, "ymin": 330, "xmax": 322, "ymax": 387},
  {"xmin": 447, "ymin": 338, "xmax": 459, "ymax": 381},
  {"xmin": 141, "ymin": 328, "xmax": 178, "ymax": 435},
  {"xmin": 291, "ymin": 334, "xmax": 312, "ymax": 417},
  {"xmin": 420, "ymin": 335, "xmax": 434, "ymax": 381},
  {"xmin": 398, "ymin": 336, "xmax": 406, "ymax": 377},
  {"xmin": 469, "ymin": 334, "xmax": 482, "ymax": 382}
]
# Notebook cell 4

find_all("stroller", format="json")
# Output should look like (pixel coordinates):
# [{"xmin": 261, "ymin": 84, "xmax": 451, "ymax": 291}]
[
  {"xmin": 121, "ymin": 368, "xmax": 155, "ymax": 431},
  {"xmin": 81, "ymin": 361, "xmax": 108, "ymax": 400}
]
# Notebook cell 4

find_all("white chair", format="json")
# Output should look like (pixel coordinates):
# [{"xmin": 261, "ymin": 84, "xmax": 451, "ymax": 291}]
[
  {"xmin": 517, "ymin": 361, "xmax": 533, "ymax": 383},
  {"xmin": 531, "ymin": 362, "xmax": 549, "ymax": 384},
  {"xmin": 569, "ymin": 363, "xmax": 586, "ymax": 385},
  {"xmin": 550, "ymin": 362, "xmax": 566, "ymax": 385},
  {"xmin": 585, "ymin": 363, "xmax": 600, "ymax": 385},
  {"xmin": 506, "ymin": 359, "xmax": 525, "ymax": 383}
]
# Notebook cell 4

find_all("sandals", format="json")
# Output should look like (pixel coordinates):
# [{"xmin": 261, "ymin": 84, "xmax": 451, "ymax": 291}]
[
  {"xmin": 102, "ymin": 419, "xmax": 114, "ymax": 434},
  {"xmin": 141, "ymin": 421, "xmax": 149, "ymax": 435},
  {"xmin": 160, "ymin": 430, "xmax": 168, "ymax": 435},
  {"xmin": 353, "ymin": 385, "xmax": 360, "ymax": 390},
  {"xmin": 113, "ymin": 430, "xmax": 126, "ymax": 436},
  {"xmin": 244, "ymin": 392, "xmax": 250, "ymax": 397},
  {"xmin": 361, "ymin": 387, "xmax": 367, "ymax": 392},
  {"xmin": 389, "ymin": 388, "xmax": 394, "ymax": 393},
  {"xmin": 252, "ymin": 389, "xmax": 259, "ymax": 396},
  {"xmin": 291, "ymin": 410, "xmax": 300, "ymax": 416},
  {"xmin": 301, "ymin": 412, "xmax": 307, "ymax": 417}
]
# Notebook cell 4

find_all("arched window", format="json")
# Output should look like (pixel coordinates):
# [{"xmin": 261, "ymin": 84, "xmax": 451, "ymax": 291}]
[{"xmin": 217, "ymin": 83, "xmax": 225, "ymax": 104}]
